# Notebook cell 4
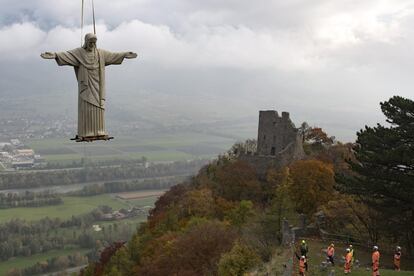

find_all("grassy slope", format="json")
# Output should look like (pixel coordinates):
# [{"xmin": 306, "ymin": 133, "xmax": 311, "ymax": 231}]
[
  {"xmin": 296, "ymin": 239, "xmax": 414, "ymax": 275},
  {"xmin": 256, "ymin": 246, "xmax": 293, "ymax": 275},
  {"xmin": 0, "ymin": 248, "xmax": 90, "ymax": 275}
]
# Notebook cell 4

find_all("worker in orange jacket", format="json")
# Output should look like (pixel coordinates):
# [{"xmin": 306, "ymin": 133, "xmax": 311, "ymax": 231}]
[
  {"xmin": 295, "ymin": 252, "xmax": 307, "ymax": 276},
  {"xmin": 326, "ymin": 243, "xmax": 335, "ymax": 265},
  {"xmin": 299, "ymin": 255, "xmax": 306, "ymax": 276},
  {"xmin": 394, "ymin": 246, "xmax": 401, "ymax": 271},
  {"xmin": 372, "ymin": 245, "xmax": 380, "ymax": 276},
  {"xmin": 344, "ymin": 248, "xmax": 352, "ymax": 274}
]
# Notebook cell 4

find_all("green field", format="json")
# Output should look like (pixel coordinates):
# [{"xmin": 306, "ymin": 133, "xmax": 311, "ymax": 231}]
[
  {"xmin": 27, "ymin": 133, "xmax": 235, "ymax": 164},
  {"xmin": 0, "ymin": 194, "xmax": 159, "ymax": 223},
  {"xmin": 0, "ymin": 248, "xmax": 90, "ymax": 275},
  {"xmin": 0, "ymin": 194, "xmax": 161, "ymax": 274},
  {"xmin": 53, "ymin": 195, "xmax": 159, "ymax": 237}
]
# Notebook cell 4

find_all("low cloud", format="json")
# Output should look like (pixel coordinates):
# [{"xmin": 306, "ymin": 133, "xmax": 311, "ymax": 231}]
[
  {"xmin": 0, "ymin": 0, "xmax": 414, "ymax": 141},
  {"xmin": 0, "ymin": 20, "xmax": 316, "ymax": 71}
]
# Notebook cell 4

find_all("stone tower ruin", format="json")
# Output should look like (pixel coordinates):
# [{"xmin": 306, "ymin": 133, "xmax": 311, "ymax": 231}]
[
  {"xmin": 257, "ymin": 110, "xmax": 303, "ymax": 157},
  {"xmin": 239, "ymin": 110, "xmax": 305, "ymax": 177}
]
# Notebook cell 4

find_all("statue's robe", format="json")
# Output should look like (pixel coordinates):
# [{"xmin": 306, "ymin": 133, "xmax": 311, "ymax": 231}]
[{"xmin": 55, "ymin": 48, "xmax": 126, "ymax": 138}]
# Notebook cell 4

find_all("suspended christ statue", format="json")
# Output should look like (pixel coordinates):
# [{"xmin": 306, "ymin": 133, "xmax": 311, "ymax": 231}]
[{"xmin": 41, "ymin": 33, "xmax": 137, "ymax": 142}]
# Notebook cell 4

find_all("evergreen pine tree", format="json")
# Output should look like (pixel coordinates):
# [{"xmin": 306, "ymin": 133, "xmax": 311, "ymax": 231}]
[{"xmin": 338, "ymin": 96, "xmax": 414, "ymax": 252}]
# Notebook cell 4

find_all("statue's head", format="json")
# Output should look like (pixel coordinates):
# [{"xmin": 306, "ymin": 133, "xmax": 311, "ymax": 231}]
[{"xmin": 83, "ymin": 33, "xmax": 97, "ymax": 51}]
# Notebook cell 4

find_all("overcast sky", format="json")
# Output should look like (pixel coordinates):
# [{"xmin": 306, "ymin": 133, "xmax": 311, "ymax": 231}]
[{"xmin": 1, "ymin": 0, "xmax": 414, "ymax": 141}]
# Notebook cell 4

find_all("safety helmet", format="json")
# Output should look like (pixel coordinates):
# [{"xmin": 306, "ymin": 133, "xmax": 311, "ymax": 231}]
[
  {"xmin": 373, "ymin": 245, "xmax": 378, "ymax": 251},
  {"xmin": 349, "ymin": 244, "xmax": 353, "ymax": 248},
  {"xmin": 396, "ymin": 246, "xmax": 401, "ymax": 251},
  {"xmin": 330, "ymin": 243, "xmax": 334, "ymax": 247},
  {"xmin": 301, "ymin": 255, "xmax": 305, "ymax": 259},
  {"xmin": 302, "ymin": 240, "xmax": 306, "ymax": 244},
  {"xmin": 346, "ymin": 248, "xmax": 350, "ymax": 252}
]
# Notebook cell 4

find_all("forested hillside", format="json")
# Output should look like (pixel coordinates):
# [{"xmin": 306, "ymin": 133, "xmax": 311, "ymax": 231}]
[
  {"xmin": 81, "ymin": 96, "xmax": 413, "ymax": 276},
  {"xmin": 80, "ymin": 135, "xmax": 348, "ymax": 275}
]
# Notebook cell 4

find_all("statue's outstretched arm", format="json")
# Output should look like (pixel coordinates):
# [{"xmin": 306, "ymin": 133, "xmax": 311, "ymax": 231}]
[
  {"xmin": 124, "ymin": 52, "xmax": 137, "ymax": 59},
  {"xmin": 103, "ymin": 50, "xmax": 137, "ymax": 65},
  {"xmin": 40, "ymin": 52, "xmax": 56, "ymax": 59}
]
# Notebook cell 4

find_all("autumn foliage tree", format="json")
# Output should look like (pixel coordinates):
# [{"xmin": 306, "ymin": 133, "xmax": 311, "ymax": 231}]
[
  {"xmin": 81, "ymin": 241, "xmax": 126, "ymax": 276},
  {"xmin": 136, "ymin": 220, "xmax": 237, "ymax": 276},
  {"xmin": 179, "ymin": 188, "xmax": 216, "ymax": 218},
  {"xmin": 305, "ymin": 127, "xmax": 334, "ymax": 146},
  {"xmin": 225, "ymin": 200, "xmax": 255, "ymax": 230},
  {"xmin": 218, "ymin": 241, "xmax": 260, "ymax": 276},
  {"xmin": 288, "ymin": 160, "xmax": 335, "ymax": 216},
  {"xmin": 212, "ymin": 161, "xmax": 262, "ymax": 202},
  {"xmin": 319, "ymin": 195, "xmax": 381, "ymax": 243},
  {"xmin": 147, "ymin": 183, "xmax": 190, "ymax": 230}
]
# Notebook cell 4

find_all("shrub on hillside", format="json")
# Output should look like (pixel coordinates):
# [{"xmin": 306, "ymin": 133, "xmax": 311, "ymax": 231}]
[
  {"xmin": 218, "ymin": 241, "xmax": 260, "ymax": 276},
  {"xmin": 136, "ymin": 220, "xmax": 237, "ymax": 275}
]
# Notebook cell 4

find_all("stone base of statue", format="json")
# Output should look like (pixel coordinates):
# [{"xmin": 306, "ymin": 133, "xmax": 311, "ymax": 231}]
[{"xmin": 71, "ymin": 134, "xmax": 114, "ymax": 142}]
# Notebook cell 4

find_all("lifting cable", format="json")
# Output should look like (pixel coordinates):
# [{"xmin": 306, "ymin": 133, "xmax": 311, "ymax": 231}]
[
  {"xmin": 92, "ymin": 0, "xmax": 96, "ymax": 35},
  {"xmin": 81, "ymin": 0, "xmax": 84, "ymax": 46},
  {"xmin": 80, "ymin": 0, "xmax": 97, "ymax": 46}
]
